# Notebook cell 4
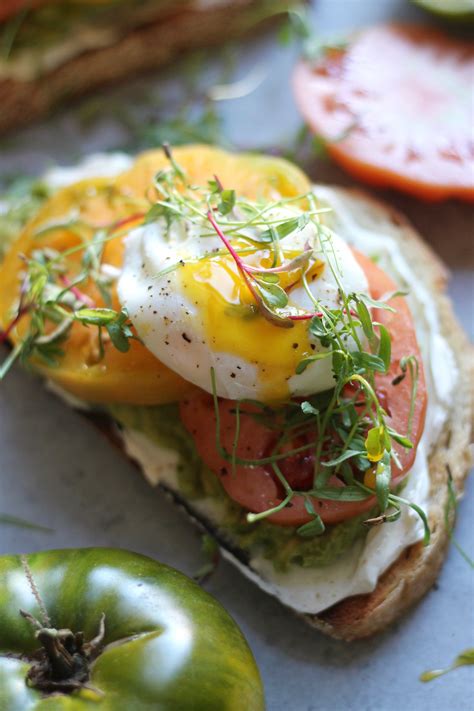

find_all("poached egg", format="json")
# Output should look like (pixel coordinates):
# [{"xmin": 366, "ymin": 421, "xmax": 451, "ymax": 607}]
[{"xmin": 118, "ymin": 205, "xmax": 369, "ymax": 402}]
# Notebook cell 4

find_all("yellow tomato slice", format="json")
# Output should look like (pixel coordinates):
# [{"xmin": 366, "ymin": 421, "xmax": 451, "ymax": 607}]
[{"xmin": 0, "ymin": 146, "xmax": 311, "ymax": 404}]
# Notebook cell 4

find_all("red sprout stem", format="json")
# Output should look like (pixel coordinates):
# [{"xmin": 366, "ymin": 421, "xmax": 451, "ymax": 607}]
[
  {"xmin": 111, "ymin": 212, "xmax": 145, "ymax": 233},
  {"xmin": 91, "ymin": 212, "xmax": 145, "ymax": 232},
  {"xmin": 0, "ymin": 305, "xmax": 31, "ymax": 344},
  {"xmin": 213, "ymin": 174, "xmax": 224, "ymax": 192},
  {"xmin": 59, "ymin": 275, "xmax": 95, "ymax": 308},
  {"xmin": 206, "ymin": 208, "xmax": 261, "ymax": 303},
  {"xmin": 288, "ymin": 312, "xmax": 324, "ymax": 321}
]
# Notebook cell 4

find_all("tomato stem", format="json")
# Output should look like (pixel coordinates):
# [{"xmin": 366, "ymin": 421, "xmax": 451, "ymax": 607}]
[{"xmin": 18, "ymin": 556, "xmax": 106, "ymax": 694}]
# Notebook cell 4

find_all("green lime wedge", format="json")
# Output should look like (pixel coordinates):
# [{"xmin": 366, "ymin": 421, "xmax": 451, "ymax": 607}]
[{"xmin": 412, "ymin": 0, "xmax": 474, "ymax": 21}]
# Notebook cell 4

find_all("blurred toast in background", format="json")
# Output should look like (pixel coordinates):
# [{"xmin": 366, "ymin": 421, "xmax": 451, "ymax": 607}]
[{"xmin": 0, "ymin": 0, "xmax": 294, "ymax": 134}]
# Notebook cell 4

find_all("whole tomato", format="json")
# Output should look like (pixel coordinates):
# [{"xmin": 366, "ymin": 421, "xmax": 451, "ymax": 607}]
[{"xmin": 0, "ymin": 548, "xmax": 265, "ymax": 710}]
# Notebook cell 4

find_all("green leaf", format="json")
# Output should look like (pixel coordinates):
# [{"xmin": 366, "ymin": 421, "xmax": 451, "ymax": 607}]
[
  {"xmin": 254, "ymin": 279, "xmax": 288, "ymax": 309},
  {"xmin": 297, "ymin": 516, "xmax": 325, "ymax": 538},
  {"xmin": 409, "ymin": 501, "xmax": 431, "ymax": 546},
  {"xmin": 0, "ymin": 513, "xmax": 52, "ymax": 532},
  {"xmin": 375, "ymin": 453, "xmax": 391, "ymax": 512},
  {"xmin": 388, "ymin": 431, "xmax": 413, "ymax": 449},
  {"xmin": 309, "ymin": 317, "xmax": 327, "ymax": 338},
  {"xmin": 332, "ymin": 349, "xmax": 346, "ymax": 378},
  {"xmin": 259, "ymin": 215, "xmax": 309, "ymax": 243},
  {"xmin": 301, "ymin": 401, "xmax": 319, "ymax": 416},
  {"xmin": 321, "ymin": 449, "xmax": 365, "ymax": 467},
  {"xmin": 304, "ymin": 498, "xmax": 316, "ymax": 516},
  {"xmin": 400, "ymin": 355, "xmax": 419, "ymax": 438},
  {"xmin": 354, "ymin": 454, "xmax": 372, "ymax": 472},
  {"xmin": 81, "ymin": 228, "xmax": 106, "ymax": 269},
  {"xmin": 341, "ymin": 461, "xmax": 354, "ymax": 484},
  {"xmin": 351, "ymin": 351, "xmax": 386, "ymax": 374},
  {"xmin": 306, "ymin": 486, "xmax": 370, "ymax": 502},
  {"xmin": 207, "ymin": 178, "xmax": 221, "ymax": 194},
  {"xmin": 356, "ymin": 299, "xmax": 375, "ymax": 345},
  {"xmin": 259, "ymin": 273, "xmax": 280, "ymax": 284},
  {"xmin": 358, "ymin": 291, "xmax": 407, "ymax": 312},
  {"xmin": 391, "ymin": 493, "xmax": 431, "ymax": 545},
  {"xmin": 145, "ymin": 203, "xmax": 166, "ymax": 223},
  {"xmin": 218, "ymin": 189, "xmax": 236, "ymax": 216},
  {"xmin": 378, "ymin": 324, "xmax": 391, "ymax": 372},
  {"xmin": 29, "ymin": 272, "xmax": 48, "ymax": 303},
  {"xmin": 75, "ymin": 308, "xmax": 118, "ymax": 326},
  {"xmin": 295, "ymin": 351, "xmax": 333, "ymax": 374},
  {"xmin": 106, "ymin": 321, "xmax": 131, "ymax": 352},
  {"xmin": 457, "ymin": 649, "xmax": 474, "ymax": 665},
  {"xmin": 420, "ymin": 648, "xmax": 474, "ymax": 683}
]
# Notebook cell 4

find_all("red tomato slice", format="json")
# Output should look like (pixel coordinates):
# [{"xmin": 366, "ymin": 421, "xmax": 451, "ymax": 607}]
[
  {"xmin": 180, "ymin": 255, "xmax": 427, "ymax": 527},
  {"xmin": 293, "ymin": 24, "xmax": 474, "ymax": 202}
]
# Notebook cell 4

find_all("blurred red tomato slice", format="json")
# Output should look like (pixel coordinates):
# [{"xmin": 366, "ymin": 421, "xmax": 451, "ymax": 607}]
[{"xmin": 293, "ymin": 24, "xmax": 474, "ymax": 202}]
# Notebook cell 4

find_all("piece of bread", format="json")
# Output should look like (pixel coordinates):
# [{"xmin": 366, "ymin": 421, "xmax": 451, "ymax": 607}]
[
  {"xmin": 2, "ymin": 179, "xmax": 472, "ymax": 640},
  {"xmin": 78, "ymin": 185, "xmax": 471, "ymax": 641},
  {"xmin": 0, "ymin": 0, "xmax": 288, "ymax": 135}
]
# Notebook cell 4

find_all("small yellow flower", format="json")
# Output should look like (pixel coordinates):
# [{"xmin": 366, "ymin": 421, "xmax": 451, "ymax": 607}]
[{"xmin": 365, "ymin": 425, "xmax": 385, "ymax": 462}]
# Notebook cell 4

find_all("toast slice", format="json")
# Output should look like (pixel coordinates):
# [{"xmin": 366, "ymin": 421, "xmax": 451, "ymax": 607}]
[
  {"xmin": 0, "ymin": 0, "xmax": 290, "ymax": 134},
  {"xmin": 90, "ymin": 186, "xmax": 471, "ymax": 641},
  {"xmin": 1, "ymin": 175, "xmax": 472, "ymax": 640}
]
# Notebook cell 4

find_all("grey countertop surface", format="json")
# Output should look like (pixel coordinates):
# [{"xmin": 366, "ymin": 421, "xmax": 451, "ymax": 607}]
[{"xmin": 0, "ymin": 1, "xmax": 473, "ymax": 710}]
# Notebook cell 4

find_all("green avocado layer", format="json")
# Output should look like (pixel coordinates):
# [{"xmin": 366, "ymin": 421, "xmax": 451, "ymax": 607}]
[{"xmin": 109, "ymin": 404, "xmax": 370, "ymax": 572}]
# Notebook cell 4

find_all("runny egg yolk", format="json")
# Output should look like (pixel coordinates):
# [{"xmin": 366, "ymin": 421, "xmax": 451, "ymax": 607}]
[{"xmin": 179, "ymin": 246, "xmax": 325, "ymax": 401}]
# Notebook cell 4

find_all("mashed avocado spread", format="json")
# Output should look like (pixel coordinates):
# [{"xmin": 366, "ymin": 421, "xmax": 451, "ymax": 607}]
[{"xmin": 109, "ymin": 404, "xmax": 370, "ymax": 572}]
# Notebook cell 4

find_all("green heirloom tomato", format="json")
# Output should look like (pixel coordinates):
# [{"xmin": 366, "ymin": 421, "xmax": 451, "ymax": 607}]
[{"xmin": 0, "ymin": 548, "xmax": 265, "ymax": 711}]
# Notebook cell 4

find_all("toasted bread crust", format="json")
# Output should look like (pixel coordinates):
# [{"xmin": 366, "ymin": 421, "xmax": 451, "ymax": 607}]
[
  {"xmin": 0, "ymin": 0, "xmax": 283, "ymax": 134},
  {"xmin": 302, "ymin": 188, "xmax": 473, "ymax": 639}
]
